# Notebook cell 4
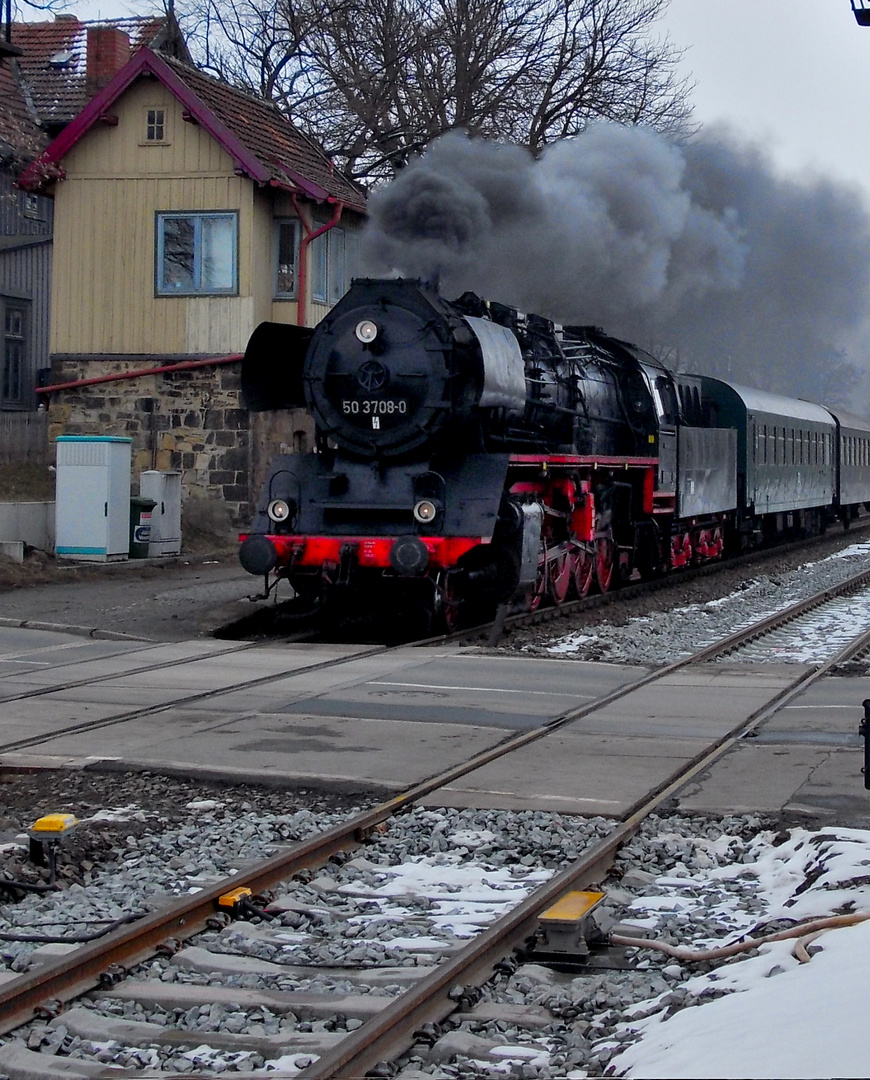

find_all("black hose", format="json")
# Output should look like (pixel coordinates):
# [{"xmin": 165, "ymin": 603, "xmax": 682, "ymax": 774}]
[
  {"xmin": 0, "ymin": 911, "xmax": 145, "ymax": 943},
  {"xmin": 0, "ymin": 877, "xmax": 57, "ymax": 894}
]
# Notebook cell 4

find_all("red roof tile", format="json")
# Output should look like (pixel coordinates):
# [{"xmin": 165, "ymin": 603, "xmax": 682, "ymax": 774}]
[
  {"xmin": 11, "ymin": 16, "xmax": 186, "ymax": 128},
  {"xmin": 0, "ymin": 59, "xmax": 47, "ymax": 169},
  {"xmin": 159, "ymin": 55, "xmax": 367, "ymax": 212},
  {"xmin": 19, "ymin": 48, "xmax": 367, "ymax": 213}
]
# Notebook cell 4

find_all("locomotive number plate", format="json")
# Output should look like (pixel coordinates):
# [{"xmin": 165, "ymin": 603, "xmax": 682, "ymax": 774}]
[{"xmin": 342, "ymin": 399, "xmax": 408, "ymax": 416}]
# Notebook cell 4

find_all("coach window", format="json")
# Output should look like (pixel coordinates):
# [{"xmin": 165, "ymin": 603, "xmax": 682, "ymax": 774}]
[{"xmin": 654, "ymin": 377, "xmax": 679, "ymax": 425}]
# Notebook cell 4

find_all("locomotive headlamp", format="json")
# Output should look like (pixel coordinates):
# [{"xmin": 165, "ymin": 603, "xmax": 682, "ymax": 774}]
[
  {"xmin": 354, "ymin": 319, "xmax": 379, "ymax": 344},
  {"xmin": 413, "ymin": 498, "xmax": 439, "ymax": 524},
  {"xmin": 267, "ymin": 499, "xmax": 292, "ymax": 523}
]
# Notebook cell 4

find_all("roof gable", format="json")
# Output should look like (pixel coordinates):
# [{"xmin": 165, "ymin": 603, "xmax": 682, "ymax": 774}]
[{"xmin": 18, "ymin": 47, "xmax": 366, "ymax": 213}]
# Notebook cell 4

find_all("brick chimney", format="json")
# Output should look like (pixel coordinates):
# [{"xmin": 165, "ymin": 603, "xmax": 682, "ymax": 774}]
[{"xmin": 85, "ymin": 26, "xmax": 130, "ymax": 98}]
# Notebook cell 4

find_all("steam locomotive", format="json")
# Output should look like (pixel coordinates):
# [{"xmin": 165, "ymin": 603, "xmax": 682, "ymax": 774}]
[{"xmin": 239, "ymin": 277, "xmax": 870, "ymax": 630}]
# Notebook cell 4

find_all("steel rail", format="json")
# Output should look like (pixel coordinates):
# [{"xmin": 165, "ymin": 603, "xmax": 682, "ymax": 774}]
[
  {"xmin": 464, "ymin": 518, "xmax": 870, "ymax": 646},
  {"xmin": 3, "ymin": 565, "xmax": 870, "ymax": 1048},
  {"xmin": 296, "ymin": 609, "xmax": 870, "ymax": 1080},
  {"xmin": 0, "ymin": 640, "xmax": 261, "ymax": 702},
  {"xmin": 0, "ymin": 642, "xmax": 391, "ymax": 756}
]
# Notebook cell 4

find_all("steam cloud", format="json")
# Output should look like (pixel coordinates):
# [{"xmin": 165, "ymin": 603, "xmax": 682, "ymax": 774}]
[{"xmin": 362, "ymin": 124, "xmax": 870, "ymax": 404}]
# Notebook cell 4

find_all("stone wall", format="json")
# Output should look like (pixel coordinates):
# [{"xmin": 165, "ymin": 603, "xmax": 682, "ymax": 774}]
[{"xmin": 46, "ymin": 356, "xmax": 313, "ymax": 535}]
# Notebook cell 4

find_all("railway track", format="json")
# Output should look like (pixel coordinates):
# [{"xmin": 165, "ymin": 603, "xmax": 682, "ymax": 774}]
[
  {"xmin": 1, "ymin": 565, "xmax": 870, "ymax": 1076},
  {"xmin": 208, "ymin": 519, "xmax": 870, "ymax": 649},
  {"xmin": 477, "ymin": 518, "xmax": 870, "ymax": 642}
]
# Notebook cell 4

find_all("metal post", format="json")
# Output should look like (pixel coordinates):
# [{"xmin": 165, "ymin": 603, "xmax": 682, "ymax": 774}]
[{"xmin": 859, "ymin": 700, "xmax": 870, "ymax": 789}]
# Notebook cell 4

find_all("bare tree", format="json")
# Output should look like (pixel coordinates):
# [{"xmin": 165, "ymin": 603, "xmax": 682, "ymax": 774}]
[{"xmin": 177, "ymin": 0, "xmax": 693, "ymax": 182}]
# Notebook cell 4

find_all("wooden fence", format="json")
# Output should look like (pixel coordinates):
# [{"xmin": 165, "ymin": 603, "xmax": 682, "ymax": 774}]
[{"xmin": 0, "ymin": 411, "xmax": 51, "ymax": 465}]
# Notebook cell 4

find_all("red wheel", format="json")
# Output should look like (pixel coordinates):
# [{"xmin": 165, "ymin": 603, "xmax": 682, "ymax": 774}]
[
  {"xmin": 437, "ymin": 572, "xmax": 461, "ymax": 632},
  {"xmin": 573, "ymin": 547, "xmax": 594, "ymax": 598},
  {"xmin": 595, "ymin": 537, "xmax": 614, "ymax": 593},
  {"xmin": 527, "ymin": 557, "xmax": 547, "ymax": 612},
  {"xmin": 548, "ymin": 549, "xmax": 572, "ymax": 605}
]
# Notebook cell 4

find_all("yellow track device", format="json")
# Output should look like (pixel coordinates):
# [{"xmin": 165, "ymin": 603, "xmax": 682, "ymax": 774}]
[
  {"xmin": 217, "ymin": 886, "xmax": 253, "ymax": 911},
  {"xmin": 28, "ymin": 813, "xmax": 79, "ymax": 839}
]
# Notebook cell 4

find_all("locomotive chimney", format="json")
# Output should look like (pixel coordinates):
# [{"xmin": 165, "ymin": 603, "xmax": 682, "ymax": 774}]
[{"xmin": 85, "ymin": 26, "xmax": 130, "ymax": 98}]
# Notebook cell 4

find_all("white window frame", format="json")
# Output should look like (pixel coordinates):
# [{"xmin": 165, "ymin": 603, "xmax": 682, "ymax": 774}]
[{"xmin": 143, "ymin": 107, "xmax": 169, "ymax": 144}]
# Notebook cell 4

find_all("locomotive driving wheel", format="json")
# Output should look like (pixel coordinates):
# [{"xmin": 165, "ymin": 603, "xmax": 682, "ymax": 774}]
[
  {"xmin": 526, "ymin": 552, "xmax": 547, "ymax": 612},
  {"xmin": 548, "ymin": 548, "xmax": 572, "ymax": 606},
  {"xmin": 595, "ymin": 536, "xmax": 614, "ymax": 593},
  {"xmin": 572, "ymin": 546, "xmax": 595, "ymax": 598},
  {"xmin": 435, "ymin": 570, "xmax": 462, "ymax": 633}
]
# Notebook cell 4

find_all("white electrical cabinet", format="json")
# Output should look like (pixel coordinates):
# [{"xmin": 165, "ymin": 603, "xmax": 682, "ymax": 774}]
[
  {"xmin": 140, "ymin": 470, "xmax": 182, "ymax": 557},
  {"xmin": 55, "ymin": 436, "xmax": 132, "ymax": 561}
]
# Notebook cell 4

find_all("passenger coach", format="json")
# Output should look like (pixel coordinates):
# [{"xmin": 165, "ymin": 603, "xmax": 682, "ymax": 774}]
[
  {"xmin": 826, "ymin": 407, "xmax": 870, "ymax": 525},
  {"xmin": 697, "ymin": 378, "xmax": 836, "ymax": 544}
]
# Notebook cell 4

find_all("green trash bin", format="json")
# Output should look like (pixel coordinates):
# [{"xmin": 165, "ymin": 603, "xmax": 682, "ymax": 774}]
[{"xmin": 129, "ymin": 496, "xmax": 157, "ymax": 559}]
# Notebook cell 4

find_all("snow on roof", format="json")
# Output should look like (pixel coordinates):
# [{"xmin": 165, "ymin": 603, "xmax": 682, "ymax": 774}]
[{"xmin": 11, "ymin": 16, "xmax": 178, "ymax": 127}]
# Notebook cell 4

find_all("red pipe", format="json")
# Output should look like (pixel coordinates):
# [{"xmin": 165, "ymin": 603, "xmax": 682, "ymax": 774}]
[
  {"xmin": 291, "ymin": 195, "xmax": 344, "ymax": 327},
  {"xmin": 36, "ymin": 353, "xmax": 243, "ymax": 396}
]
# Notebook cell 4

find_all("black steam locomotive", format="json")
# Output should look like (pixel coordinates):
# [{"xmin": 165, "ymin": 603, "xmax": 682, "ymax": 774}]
[{"xmin": 239, "ymin": 277, "xmax": 870, "ymax": 630}]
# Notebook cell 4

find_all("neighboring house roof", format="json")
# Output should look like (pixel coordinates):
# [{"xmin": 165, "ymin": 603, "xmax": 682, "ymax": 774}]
[
  {"xmin": 0, "ymin": 58, "xmax": 47, "ymax": 169},
  {"xmin": 11, "ymin": 16, "xmax": 187, "ymax": 129},
  {"xmin": 19, "ymin": 47, "xmax": 367, "ymax": 213}
]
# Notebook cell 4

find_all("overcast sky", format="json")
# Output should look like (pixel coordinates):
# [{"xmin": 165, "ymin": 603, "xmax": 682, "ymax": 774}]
[
  {"xmin": 662, "ymin": 0, "xmax": 870, "ymax": 199},
  {"xmin": 51, "ymin": 0, "xmax": 870, "ymax": 205}
]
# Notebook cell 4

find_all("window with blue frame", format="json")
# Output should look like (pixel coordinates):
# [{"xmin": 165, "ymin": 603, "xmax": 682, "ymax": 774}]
[
  {"xmin": 310, "ymin": 226, "xmax": 361, "ymax": 304},
  {"xmin": 156, "ymin": 212, "xmax": 238, "ymax": 295}
]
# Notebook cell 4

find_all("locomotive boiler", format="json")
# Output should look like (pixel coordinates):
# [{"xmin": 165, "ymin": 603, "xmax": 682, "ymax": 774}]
[{"xmin": 239, "ymin": 277, "xmax": 739, "ymax": 630}]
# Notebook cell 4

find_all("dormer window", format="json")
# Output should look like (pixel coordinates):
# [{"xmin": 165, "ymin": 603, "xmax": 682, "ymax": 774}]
[{"xmin": 144, "ymin": 108, "xmax": 167, "ymax": 144}]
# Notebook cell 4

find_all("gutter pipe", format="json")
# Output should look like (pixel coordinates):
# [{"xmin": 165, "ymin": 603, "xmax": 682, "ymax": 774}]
[{"xmin": 290, "ymin": 194, "xmax": 344, "ymax": 327}]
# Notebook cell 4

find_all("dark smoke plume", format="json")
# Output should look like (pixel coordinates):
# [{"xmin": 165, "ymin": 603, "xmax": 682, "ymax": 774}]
[{"xmin": 362, "ymin": 124, "xmax": 870, "ymax": 406}]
